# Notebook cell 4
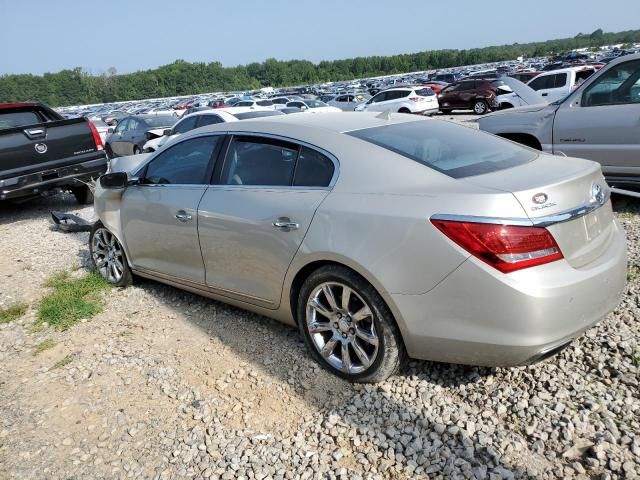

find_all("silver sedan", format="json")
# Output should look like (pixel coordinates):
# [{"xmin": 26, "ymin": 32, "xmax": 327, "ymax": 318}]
[{"xmin": 91, "ymin": 112, "xmax": 627, "ymax": 382}]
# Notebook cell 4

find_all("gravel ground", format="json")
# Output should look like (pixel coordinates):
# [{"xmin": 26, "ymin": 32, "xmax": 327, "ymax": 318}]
[{"xmin": 0, "ymin": 119, "xmax": 638, "ymax": 479}]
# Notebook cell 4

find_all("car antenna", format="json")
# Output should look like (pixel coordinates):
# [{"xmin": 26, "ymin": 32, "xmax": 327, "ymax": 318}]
[{"xmin": 376, "ymin": 110, "xmax": 393, "ymax": 120}]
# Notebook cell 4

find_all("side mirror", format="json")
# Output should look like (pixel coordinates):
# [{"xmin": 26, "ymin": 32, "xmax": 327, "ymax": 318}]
[
  {"xmin": 300, "ymin": 106, "xmax": 308, "ymax": 110},
  {"xmin": 163, "ymin": 129, "xmax": 173, "ymax": 136},
  {"xmin": 100, "ymin": 172, "xmax": 129, "ymax": 189}
]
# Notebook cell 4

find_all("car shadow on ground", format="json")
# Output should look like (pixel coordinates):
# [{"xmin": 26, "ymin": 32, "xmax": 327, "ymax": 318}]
[{"xmin": 6, "ymin": 192, "xmax": 640, "ymax": 477}]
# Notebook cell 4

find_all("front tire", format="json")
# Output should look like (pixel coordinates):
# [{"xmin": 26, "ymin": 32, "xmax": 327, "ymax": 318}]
[
  {"xmin": 133, "ymin": 145, "xmax": 141, "ymax": 155},
  {"xmin": 398, "ymin": 108, "xmax": 411, "ymax": 114},
  {"xmin": 89, "ymin": 222, "xmax": 132, "ymax": 287},
  {"xmin": 297, "ymin": 266, "xmax": 406, "ymax": 383}
]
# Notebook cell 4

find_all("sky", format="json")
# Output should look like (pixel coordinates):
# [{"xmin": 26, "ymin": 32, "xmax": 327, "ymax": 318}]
[{"xmin": 1, "ymin": 0, "xmax": 639, "ymax": 76}]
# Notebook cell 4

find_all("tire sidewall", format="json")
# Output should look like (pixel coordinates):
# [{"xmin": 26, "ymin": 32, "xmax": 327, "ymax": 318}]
[
  {"xmin": 473, "ymin": 100, "xmax": 488, "ymax": 114},
  {"xmin": 89, "ymin": 221, "xmax": 132, "ymax": 287},
  {"xmin": 297, "ymin": 266, "xmax": 403, "ymax": 383}
]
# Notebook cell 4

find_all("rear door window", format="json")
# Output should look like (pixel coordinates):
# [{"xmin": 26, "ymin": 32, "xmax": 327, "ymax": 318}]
[
  {"xmin": 415, "ymin": 88, "xmax": 435, "ymax": 97},
  {"xmin": 553, "ymin": 73, "xmax": 568, "ymax": 88},
  {"xmin": 293, "ymin": 147, "xmax": 335, "ymax": 187},
  {"xmin": 197, "ymin": 114, "xmax": 224, "ymax": 127},
  {"xmin": 348, "ymin": 120, "xmax": 535, "ymax": 179},
  {"xmin": 222, "ymin": 136, "xmax": 299, "ymax": 186},
  {"xmin": 173, "ymin": 116, "xmax": 198, "ymax": 134}
]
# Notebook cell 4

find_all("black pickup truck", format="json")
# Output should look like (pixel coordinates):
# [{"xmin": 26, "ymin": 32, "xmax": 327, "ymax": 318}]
[{"xmin": 0, "ymin": 102, "xmax": 108, "ymax": 204}]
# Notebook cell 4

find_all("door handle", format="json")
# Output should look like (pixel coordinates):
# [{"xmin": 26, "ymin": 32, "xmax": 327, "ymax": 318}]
[
  {"xmin": 541, "ymin": 93, "xmax": 548, "ymax": 97},
  {"xmin": 272, "ymin": 218, "xmax": 299, "ymax": 231},
  {"xmin": 175, "ymin": 211, "xmax": 192, "ymax": 222}
]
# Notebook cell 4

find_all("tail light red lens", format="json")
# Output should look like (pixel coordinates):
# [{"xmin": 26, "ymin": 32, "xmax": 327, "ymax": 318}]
[
  {"xmin": 88, "ymin": 120, "xmax": 104, "ymax": 151},
  {"xmin": 408, "ymin": 96, "xmax": 425, "ymax": 102},
  {"xmin": 431, "ymin": 219, "xmax": 563, "ymax": 273}
]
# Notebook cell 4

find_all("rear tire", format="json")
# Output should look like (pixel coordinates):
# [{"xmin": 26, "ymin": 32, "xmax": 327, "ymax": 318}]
[
  {"xmin": 297, "ymin": 265, "xmax": 406, "ymax": 383},
  {"xmin": 105, "ymin": 144, "xmax": 115, "ymax": 159},
  {"xmin": 71, "ymin": 185, "xmax": 94, "ymax": 205},
  {"xmin": 473, "ymin": 100, "xmax": 488, "ymax": 115},
  {"xmin": 440, "ymin": 109, "xmax": 452, "ymax": 114},
  {"xmin": 89, "ymin": 221, "xmax": 132, "ymax": 287},
  {"xmin": 398, "ymin": 108, "xmax": 411, "ymax": 114},
  {"xmin": 133, "ymin": 146, "xmax": 141, "ymax": 155}
]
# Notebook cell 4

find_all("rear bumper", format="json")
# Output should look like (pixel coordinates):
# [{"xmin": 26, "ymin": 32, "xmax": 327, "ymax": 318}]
[
  {"xmin": 0, "ymin": 156, "xmax": 107, "ymax": 200},
  {"xmin": 392, "ymin": 219, "xmax": 627, "ymax": 366}
]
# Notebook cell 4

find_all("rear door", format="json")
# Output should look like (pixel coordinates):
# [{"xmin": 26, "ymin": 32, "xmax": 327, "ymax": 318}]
[
  {"xmin": 120, "ymin": 135, "xmax": 223, "ymax": 283},
  {"xmin": 197, "ymin": 135, "xmax": 336, "ymax": 308},
  {"xmin": 110, "ymin": 119, "xmax": 129, "ymax": 156},
  {"xmin": 553, "ymin": 59, "xmax": 640, "ymax": 174}
]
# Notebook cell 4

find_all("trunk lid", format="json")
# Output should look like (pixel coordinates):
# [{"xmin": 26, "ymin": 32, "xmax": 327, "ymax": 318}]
[{"xmin": 463, "ymin": 154, "xmax": 614, "ymax": 268}]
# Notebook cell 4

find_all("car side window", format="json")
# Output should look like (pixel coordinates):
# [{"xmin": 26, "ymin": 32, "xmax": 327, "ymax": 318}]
[
  {"xmin": 528, "ymin": 75, "xmax": 551, "ymax": 91},
  {"xmin": 173, "ymin": 116, "xmax": 198, "ymax": 134},
  {"xmin": 142, "ymin": 136, "xmax": 220, "ymax": 185},
  {"xmin": 582, "ymin": 60, "xmax": 640, "ymax": 107},
  {"xmin": 554, "ymin": 73, "xmax": 568, "ymax": 88},
  {"xmin": 222, "ymin": 136, "xmax": 299, "ymax": 186},
  {"xmin": 197, "ymin": 114, "xmax": 223, "ymax": 127},
  {"xmin": 114, "ymin": 120, "xmax": 128, "ymax": 134},
  {"xmin": 289, "ymin": 102, "xmax": 304, "ymax": 108},
  {"xmin": 293, "ymin": 147, "xmax": 335, "ymax": 187},
  {"xmin": 370, "ymin": 92, "xmax": 386, "ymax": 103},
  {"xmin": 127, "ymin": 119, "xmax": 140, "ymax": 132}
]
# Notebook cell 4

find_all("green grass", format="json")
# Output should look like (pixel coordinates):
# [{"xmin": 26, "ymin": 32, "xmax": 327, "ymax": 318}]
[
  {"xmin": 50, "ymin": 354, "xmax": 73, "ymax": 370},
  {"xmin": 628, "ymin": 265, "xmax": 640, "ymax": 282},
  {"xmin": 631, "ymin": 350, "xmax": 640, "ymax": 369},
  {"xmin": 33, "ymin": 338, "xmax": 57, "ymax": 356},
  {"xmin": 0, "ymin": 303, "xmax": 27, "ymax": 324},
  {"xmin": 36, "ymin": 271, "xmax": 111, "ymax": 331}
]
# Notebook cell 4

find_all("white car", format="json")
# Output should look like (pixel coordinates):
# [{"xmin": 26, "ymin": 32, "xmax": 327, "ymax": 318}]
[
  {"xmin": 527, "ymin": 66, "xmax": 596, "ymax": 103},
  {"xmin": 233, "ymin": 99, "xmax": 276, "ymax": 110},
  {"xmin": 285, "ymin": 99, "xmax": 341, "ymax": 113},
  {"xmin": 354, "ymin": 87, "xmax": 439, "ymax": 114},
  {"xmin": 492, "ymin": 78, "xmax": 545, "ymax": 109},
  {"xmin": 142, "ymin": 108, "xmax": 285, "ymax": 152}
]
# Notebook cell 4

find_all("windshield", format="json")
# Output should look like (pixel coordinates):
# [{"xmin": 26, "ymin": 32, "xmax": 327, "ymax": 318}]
[
  {"xmin": 143, "ymin": 116, "xmax": 177, "ymax": 127},
  {"xmin": 348, "ymin": 120, "xmax": 536, "ymax": 179}
]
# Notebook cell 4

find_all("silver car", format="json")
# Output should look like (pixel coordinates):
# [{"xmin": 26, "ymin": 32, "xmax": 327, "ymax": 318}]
[{"xmin": 91, "ymin": 112, "xmax": 626, "ymax": 382}]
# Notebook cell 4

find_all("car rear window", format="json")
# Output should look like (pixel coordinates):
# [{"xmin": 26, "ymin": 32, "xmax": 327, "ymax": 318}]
[
  {"xmin": 414, "ymin": 88, "xmax": 435, "ymax": 97},
  {"xmin": 0, "ymin": 110, "xmax": 41, "ymax": 130},
  {"xmin": 348, "ymin": 120, "xmax": 536, "ymax": 179}
]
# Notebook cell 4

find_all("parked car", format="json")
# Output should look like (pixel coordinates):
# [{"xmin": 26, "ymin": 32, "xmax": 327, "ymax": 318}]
[
  {"xmin": 526, "ymin": 66, "xmax": 596, "ymax": 103},
  {"xmin": 327, "ymin": 93, "xmax": 371, "ymax": 111},
  {"xmin": 354, "ymin": 87, "xmax": 439, "ymax": 114},
  {"xmin": 509, "ymin": 72, "xmax": 540, "ymax": 83},
  {"xmin": 105, "ymin": 115, "xmax": 177, "ymax": 157},
  {"xmin": 491, "ymin": 78, "xmax": 545, "ymax": 110},
  {"xmin": 234, "ymin": 99, "xmax": 275, "ymax": 110},
  {"xmin": 286, "ymin": 99, "xmax": 341, "ymax": 113},
  {"xmin": 421, "ymin": 81, "xmax": 448, "ymax": 94},
  {"xmin": 143, "ymin": 109, "xmax": 285, "ymax": 152},
  {"xmin": 0, "ymin": 102, "xmax": 107, "ymax": 203},
  {"xmin": 89, "ymin": 119, "xmax": 111, "ymax": 144},
  {"xmin": 437, "ymin": 80, "xmax": 498, "ymax": 114},
  {"xmin": 478, "ymin": 54, "xmax": 640, "ymax": 187},
  {"xmin": 92, "ymin": 112, "xmax": 626, "ymax": 382}
]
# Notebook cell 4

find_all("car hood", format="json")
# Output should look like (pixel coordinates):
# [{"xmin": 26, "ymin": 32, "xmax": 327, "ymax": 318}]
[
  {"xmin": 110, "ymin": 153, "xmax": 151, "ymax": 174},
  {"xmin": 482, "ymin": 102, "xmax": 554, "ymax": 119},
  {"xmin": 497, "ymin": 77, "xmax": 546, "ymax": 106}
]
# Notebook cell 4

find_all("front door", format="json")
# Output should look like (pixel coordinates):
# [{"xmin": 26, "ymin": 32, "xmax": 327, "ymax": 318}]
[
  {"xmin": 120, "ymin": 134, "xmax": 223, "ymax": 284},
  {"xmin": 198, "ymin": 135, "xmax": 336, "ymax": 308},
  {"xmin": 110, "ymin": 119, "xmax": 129, "ymax": 156},
  {"xmin": 553, "ymin": 59, "xmax": 640, "ymax": 175}
]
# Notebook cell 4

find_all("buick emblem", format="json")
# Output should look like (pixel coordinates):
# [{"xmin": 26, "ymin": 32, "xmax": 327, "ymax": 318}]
[
  {"xmin": 532, "ymin": 192, "xmax": 548, "ymax": 205},
  {"xmin": 34, "ymin": 143, "xmax": 48, "ymax": 154},
  {"xmin": 591, "ymin": 182, "xmax": 604, "ymax": 204}
]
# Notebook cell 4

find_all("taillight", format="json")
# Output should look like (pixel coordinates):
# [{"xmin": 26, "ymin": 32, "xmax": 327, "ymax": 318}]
[
  {"xmin": 88, "ymin": 121, "xmax": 104, "ymax": 151},
  {"xmin": 430, "ymin": 219, "xmax": 563, "ymax": 273}
]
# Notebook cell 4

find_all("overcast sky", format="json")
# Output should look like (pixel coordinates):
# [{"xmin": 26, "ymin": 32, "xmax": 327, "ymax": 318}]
[{"xmin": 1, "ymin": 0, "xmax": 639, "ymax": 75}]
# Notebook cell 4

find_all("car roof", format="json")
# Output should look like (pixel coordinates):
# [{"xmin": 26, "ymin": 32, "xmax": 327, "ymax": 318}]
[{"xmin": 534, "ymin": 65, "xmax": 596, "ymax": 75}]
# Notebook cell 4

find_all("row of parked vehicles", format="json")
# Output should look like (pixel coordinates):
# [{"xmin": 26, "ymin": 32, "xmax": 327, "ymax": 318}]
[{"xmin": 0, "ymin": 54, "xmax": 637, "ymax": 382}]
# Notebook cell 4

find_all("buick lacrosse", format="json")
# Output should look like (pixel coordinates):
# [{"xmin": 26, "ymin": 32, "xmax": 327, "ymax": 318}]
[{"xmin": 91, "ymin": 112, "xmax": 626, "ymax": 382}]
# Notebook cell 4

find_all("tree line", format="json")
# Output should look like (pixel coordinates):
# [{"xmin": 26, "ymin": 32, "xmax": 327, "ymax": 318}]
[{"xmin": 1, "ymin": 28, "xmax": 638, "ymax": 107}]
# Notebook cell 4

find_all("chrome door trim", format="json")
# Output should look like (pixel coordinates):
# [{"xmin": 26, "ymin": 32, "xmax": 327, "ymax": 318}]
[
  {"xmin": 133, "ymin": 266, "xmax": 277, "ymax": 308},
  {"xmin": 431, "ymin": 188, "xmax": 610, "ymax": 228}
]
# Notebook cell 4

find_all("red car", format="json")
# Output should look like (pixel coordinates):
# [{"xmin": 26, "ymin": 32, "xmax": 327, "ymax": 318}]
[
  {"xmin": 437, "ymin": 79, "xmax": 498, "ymax": 115},
  {"xmin": 421, "ymin": 81, "xmax": 449, "ymax": 94}
]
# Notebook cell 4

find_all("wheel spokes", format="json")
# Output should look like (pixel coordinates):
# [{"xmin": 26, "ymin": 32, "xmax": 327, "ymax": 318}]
[
  {"xmin": 352, "ymin": 305, "xmax": 372, "ymax": 322},
  {"xmin": 309, "ymin": 298, "xmax": 332, "ymax": 319},
  {"xmin": 320, "ymin": 335, "xmax": 338, "ymax": 359},
  {"xmin": 341, "ymin": 342, "xmax": 352, "ymax": 372},
  {"xmin": 309, "ymin": 321, "xmax": 332, "ymax": 334},
  {"xmin": 351, "ymin": 339, "xmax": 371, "ymax": 367},
  {"xmin": 322, "ymin": 285, "xmax": 338, "ymax": 312},
  {"xmin": 341, "ymin": 286, "xmax": 352, "ymax": 311},
  {"xmin": 356, "ymin": 326, "xmax": 379, "ymax": 347}
]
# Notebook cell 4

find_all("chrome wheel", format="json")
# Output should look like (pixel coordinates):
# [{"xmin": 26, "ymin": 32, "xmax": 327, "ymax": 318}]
[
  {"xmin": 91, "ymin": 228, "xmax": 125, "ymax": 283},
  {"xmin": 473, "ymin": 101, "xmax": 487, "ymax": 114},
  {"xmin": 305, "ymin": 282, "xmax": 379, "ymax": 374}
]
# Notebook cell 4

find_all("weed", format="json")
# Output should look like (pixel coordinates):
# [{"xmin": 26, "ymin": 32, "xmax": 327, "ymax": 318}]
[
  {"xmin": 37, "ymin": 271, "xmax": 111, "ymax": 330},
  {"xmin": 33, "ymin": 338, "xmax": 57, "ymax": 356},
  {"xmin": 50, "ymin": 355, "xmax": 73, "ymax": 370},
  {"xmin": 0, "ymin": 303, "xmax": 28, "ymax": 324}
]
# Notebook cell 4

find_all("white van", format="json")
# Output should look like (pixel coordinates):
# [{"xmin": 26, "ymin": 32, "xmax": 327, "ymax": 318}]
[{"xmin": 527, "ymin": 66, "xmax": 596, "ymax": 103}]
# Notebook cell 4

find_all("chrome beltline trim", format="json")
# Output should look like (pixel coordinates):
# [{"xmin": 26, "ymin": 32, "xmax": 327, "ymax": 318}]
[{"xmin": 431, "ymin": 188, "xmax": 610, "ymax": 228}]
